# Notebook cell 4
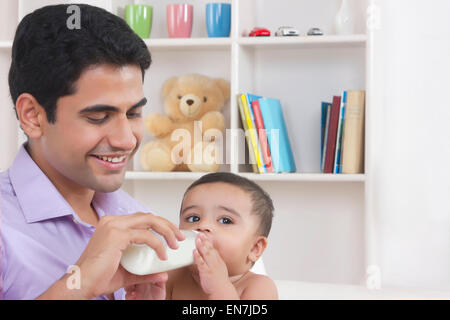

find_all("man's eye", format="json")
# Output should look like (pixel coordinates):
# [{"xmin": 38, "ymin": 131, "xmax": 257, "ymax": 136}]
[
  {"xmin": 187, "ymin": 215, "xmax": 200, "ymax": 223},
  {"xmin": 128, "ymin": 112, "xmax": 142, "ymax": 118},
  {"xmin": 218, "ymin": 217, "xmax": 233, "ymax": 224},
  {"xmin": 87, "ymin": 115, "xmax": 109, "ymax": 123}
]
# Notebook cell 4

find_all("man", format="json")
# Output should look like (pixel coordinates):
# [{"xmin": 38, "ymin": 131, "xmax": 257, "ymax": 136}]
[{"xmin": 0, "ymin": 4, "xmax": 185, "ymax": 300}]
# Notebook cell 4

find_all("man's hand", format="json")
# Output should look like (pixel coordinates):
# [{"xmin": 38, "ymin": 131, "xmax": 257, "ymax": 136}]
[
  {"xmin": 39, "ymin": 212, "xmax": 185, "ymax": 300},
  {"xmin": 124, "ymin": 272, "xmax": 168, "ymax": 300},
  {"xmin": 193, "ymin": 233, "xmax": 239, "ymax": 300}
]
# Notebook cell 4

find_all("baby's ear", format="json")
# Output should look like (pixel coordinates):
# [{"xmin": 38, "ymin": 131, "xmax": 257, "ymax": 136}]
[{"xmin": 248, "ymin": 236, "xmax": 268, "ymax": 263}]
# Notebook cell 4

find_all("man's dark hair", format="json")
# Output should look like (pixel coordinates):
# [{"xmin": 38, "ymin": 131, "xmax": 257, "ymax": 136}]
[
  {"xmin": 182, "ymin": 172, "xmax": 274, "ymax": 237},
  {"xmin": 8, "ymin": 4, "xmax": 151, "ymax": 123}
]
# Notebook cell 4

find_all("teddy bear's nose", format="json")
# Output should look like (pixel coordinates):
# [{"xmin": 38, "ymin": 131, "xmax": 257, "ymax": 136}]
[{"xmin": 186, "ymin": 99, "xmax": 194, "ymax": 106}]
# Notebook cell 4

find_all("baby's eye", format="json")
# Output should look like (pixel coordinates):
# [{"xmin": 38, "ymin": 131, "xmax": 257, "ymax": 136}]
[
  {"xmin": 186, "ymin": 215, "xmax": 200, "ymax": 223},
  {"xmin": 218, "ymin": 217, "xmax": 233, "ymax": 224}
]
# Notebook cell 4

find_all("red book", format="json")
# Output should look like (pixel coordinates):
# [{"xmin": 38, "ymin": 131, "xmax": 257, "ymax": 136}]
[
  {"xmin": 251, "ymin": 100, "xmax": 274, "ymax": 173},
  {"xmin": 324, "ymin": 96, "xmax": 342, "ymax": 173}
]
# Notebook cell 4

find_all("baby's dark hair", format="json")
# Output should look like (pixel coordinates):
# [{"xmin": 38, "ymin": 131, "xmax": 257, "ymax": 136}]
[{"xmin": 182, "ymin": 172, "xmax": 274, "ymax": 237}]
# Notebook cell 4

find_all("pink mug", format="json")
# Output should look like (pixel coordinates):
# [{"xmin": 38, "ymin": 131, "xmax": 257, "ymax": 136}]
[{"xmin": 166, "ymin": 4, "xmax": 193, "ymax": 38}]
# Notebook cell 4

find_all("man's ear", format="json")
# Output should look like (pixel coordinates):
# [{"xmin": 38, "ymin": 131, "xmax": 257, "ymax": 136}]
[
  {"xmin": 248, "ymin": 236, "xmax": 268, "ymax": 263},
  {"xmin": 15, "ymin": 93, "xmax": 46, "ymax": 139}
]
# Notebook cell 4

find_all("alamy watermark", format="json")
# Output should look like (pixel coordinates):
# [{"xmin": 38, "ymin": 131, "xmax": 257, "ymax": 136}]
[
  {"xmin": 168, "ymin": 123, "xmax": 280, "ymax": 166},
  {"xmin": 366, "ymin": 4, "xmax": 381, "ymax": 31},
  {"xmin": 67, "ymin": 5, "xmax": 81, "ymax": 30},
  {"xmin": 366, "ymin": 265, "xmax": 381, "ymax": 290},
  {"xmin": 66, "ymin": 265, "xmax": 81, "ymax": 290}
]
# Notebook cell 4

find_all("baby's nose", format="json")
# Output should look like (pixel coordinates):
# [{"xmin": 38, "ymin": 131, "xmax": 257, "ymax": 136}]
[
  {"xmin": 196, "ymin": 221, "xmax": 213, "ymax": 233},
  {"xmin": 196, "ymin": 226, "xmax": 211, "ymax": 233}
]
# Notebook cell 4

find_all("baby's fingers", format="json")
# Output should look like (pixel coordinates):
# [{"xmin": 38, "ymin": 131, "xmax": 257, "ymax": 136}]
[
  {"xmin": 195, "ymin": 234, "xmax": 214, "ymax": 264},
  {"xmin": 194, "ymin": 249, "xmax": 207, "ymax": 271}
]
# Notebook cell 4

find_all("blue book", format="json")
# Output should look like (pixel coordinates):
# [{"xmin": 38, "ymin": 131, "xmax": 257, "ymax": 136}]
[
  {"xmin": 257, "ymin": 98, "xmax": 296, "ymax": 173},
  {"xmin": 333, "ymin": 91, "xmax": 347, "ymax": 173},
  {"xmin": 246, "ymin": 93, "xmax": 263, "ymax": 123}
]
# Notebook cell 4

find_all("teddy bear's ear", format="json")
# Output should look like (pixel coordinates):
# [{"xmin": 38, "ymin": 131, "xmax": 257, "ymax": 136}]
[
  {"xmin": 162, "ymin": 77, "xmax": 178, "ymax": 98},
  {"xmin": 215, "ymin": 78, "xmax": 231, "ymax": 101}
]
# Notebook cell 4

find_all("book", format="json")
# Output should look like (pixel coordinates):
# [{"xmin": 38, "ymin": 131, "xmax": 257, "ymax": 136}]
[
  {"xmin": 245, "ymin": 93, "xmax": 267, "ymax": 173},
  {"xmin": 241, "ymin": 94, "xmax": 266, "ymax": 173},
  {"xmin": 252, "ymin": 100, "xmax": 274, "ymax": 173},
  {"xmin": 237, "ymin": 94, "xmax": 258, "ymax": 173},
  {"xmin": 321, "ymin": 102, "xmax": 332, "ymax": 170},
  {"xmin": 333, "ymin": 91, "xmax": 347, "ymax": 173},
  {"xmin": 258, "ymin": 97, "xmax": 296, "ymax": 173},
  {"xmin": 324, "ymin": 96, "xmax": 341, "ymax": 174},
  {"xmin": 341, "ymin": 90, "xmax": 366, "ymax": 174},
  {"xmin": 321, "ymin": 103, "xmax": 332, "ymax": 173}
]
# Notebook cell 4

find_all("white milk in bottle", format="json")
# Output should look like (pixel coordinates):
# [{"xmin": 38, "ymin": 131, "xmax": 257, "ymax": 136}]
[{"xmin": 120, "ymin": 230, "xmax": 198, "ymax": 275}]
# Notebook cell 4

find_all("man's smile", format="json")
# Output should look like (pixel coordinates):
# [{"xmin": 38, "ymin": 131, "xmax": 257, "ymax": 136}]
[{"xmin": 89, "ymin": 154, "xmax": 129, "ymax": 170}]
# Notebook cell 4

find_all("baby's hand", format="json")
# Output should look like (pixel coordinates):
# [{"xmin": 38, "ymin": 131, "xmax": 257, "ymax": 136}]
[{"xmin": 193, "ymin": 233, "xmax": 231, "ymax": 296}]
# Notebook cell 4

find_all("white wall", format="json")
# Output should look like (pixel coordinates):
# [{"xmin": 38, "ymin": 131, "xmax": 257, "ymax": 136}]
[{"xmin": 369, "ymin": 0, "xmax": 450, "ymax": 290}]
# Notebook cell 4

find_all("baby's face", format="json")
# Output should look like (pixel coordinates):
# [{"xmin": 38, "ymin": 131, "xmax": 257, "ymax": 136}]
[{"xmin": 180, "ymin": 182, "xmax": 260, "ymax": 276}]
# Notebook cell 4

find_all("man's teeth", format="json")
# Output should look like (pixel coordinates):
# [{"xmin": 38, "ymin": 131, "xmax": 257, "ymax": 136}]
[{"xmin": 95, "ymin": 155, "xmax": 126, "ymax": 163}]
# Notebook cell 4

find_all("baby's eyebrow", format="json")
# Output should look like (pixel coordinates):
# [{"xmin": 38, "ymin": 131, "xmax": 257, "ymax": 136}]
[
  {"xmin": 218, "ymin": 206, "xmax": 241, "ymax": 218},
  {"xmin": 181, "ymin": 205, "xmax": 199, "ymax": 215}
]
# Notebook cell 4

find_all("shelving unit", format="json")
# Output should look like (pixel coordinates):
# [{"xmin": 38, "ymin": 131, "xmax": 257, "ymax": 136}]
[
  {"xmin": 125, "ymin": 171, "xmax": 366, "ymax": 182},
  {"xmin": 0, "ymin": 0, "xmax": 373, "ymax": 286}
]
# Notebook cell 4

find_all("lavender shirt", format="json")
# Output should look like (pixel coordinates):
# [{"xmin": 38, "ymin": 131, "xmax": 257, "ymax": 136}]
[{"xmin": 0, "ymin": 144, "xmax": 153, "ymax": 300}]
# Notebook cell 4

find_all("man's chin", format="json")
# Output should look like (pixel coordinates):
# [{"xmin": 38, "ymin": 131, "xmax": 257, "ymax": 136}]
[{"xmin": 90, "ymin": 172, "xmax": 126, "ymax": 193}]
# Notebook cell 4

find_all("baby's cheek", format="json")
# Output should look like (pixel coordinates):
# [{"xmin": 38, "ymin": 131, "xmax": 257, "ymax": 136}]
[{"xmin": 212, "ymin": 241, "xmax": 234, "ymax": 263}]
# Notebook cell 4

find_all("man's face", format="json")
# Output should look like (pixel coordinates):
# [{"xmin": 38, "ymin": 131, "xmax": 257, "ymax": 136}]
[{"xmin": 40, "ymin": 64, "xmax": 146, "ymax": 192}]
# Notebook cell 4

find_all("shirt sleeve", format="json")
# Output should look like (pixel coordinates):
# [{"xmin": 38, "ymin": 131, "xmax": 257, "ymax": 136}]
[
  {"xmin": 0, "ymin": 205, "xmax": 5, "ymax": 300},
  {"xmin": 114, "ymin": 288, "xmax": 126, "ymax": 300}
]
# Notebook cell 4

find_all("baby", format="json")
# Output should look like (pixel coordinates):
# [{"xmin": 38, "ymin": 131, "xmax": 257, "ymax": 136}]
[{"xmin": 166, "ymin": 172, "xmax": 278, "ymax": 300}]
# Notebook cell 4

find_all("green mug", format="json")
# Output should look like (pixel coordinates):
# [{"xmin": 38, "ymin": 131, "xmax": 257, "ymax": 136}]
[{"xmin": 125, "ymin": 5, "xmax": 153, "ymax": 39}]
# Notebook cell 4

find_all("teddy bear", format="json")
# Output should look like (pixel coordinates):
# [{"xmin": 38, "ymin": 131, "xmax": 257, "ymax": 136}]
[{"xmin": 140, "ymin": 73, "xmax": 230, "ymax": 172}]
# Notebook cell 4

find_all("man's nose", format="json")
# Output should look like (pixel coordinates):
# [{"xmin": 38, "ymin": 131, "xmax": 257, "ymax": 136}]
[{"xmin": 108, "ymin": 116, "xmax": 137, "ymax": 151}]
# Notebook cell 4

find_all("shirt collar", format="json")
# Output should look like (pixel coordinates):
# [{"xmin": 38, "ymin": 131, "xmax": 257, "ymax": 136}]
[{"xmin": 9, "ymin": 143, "xmax": 122, "ymax": 223}]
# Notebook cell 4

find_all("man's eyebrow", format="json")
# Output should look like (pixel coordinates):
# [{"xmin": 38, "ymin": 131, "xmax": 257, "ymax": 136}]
[
  {"xmin": 217, "ymin": 206, "xmax": 241, "ymax": 218},
  {"xmin": 181, "ymin": 205, "xmax": 200, "ymax": 215},
  {"xmin": 79, "ymin": 97, "xmax": 147, "ymax": 114}
]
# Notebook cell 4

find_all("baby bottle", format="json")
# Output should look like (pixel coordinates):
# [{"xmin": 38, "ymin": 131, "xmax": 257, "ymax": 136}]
[{"xmin": 120, "ymin": 230, "xmax": 198, "ymax": 275}]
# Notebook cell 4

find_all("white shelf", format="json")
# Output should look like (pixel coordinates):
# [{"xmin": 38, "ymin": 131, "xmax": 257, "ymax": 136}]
[
  {"xmin": 238, "ymin": 34, "xmax": 367, "ymax": 49},
  {"xmin": 0, "ymin": 35, "xmax": 367, "ymax": 51},
  {"xmin": 238, "ymin": 173, "xmax": 366, "ymax": 182},
  {"xmin": 125, "ymin": 171, "xmax": 206, "ymax": 181},
  {"xmin": 0, "ymin": 41, "xmax": 12, "ymax": 50},
  {"xmin": 144, "ymin": 38, "xmax": 232, "ymax": 51},
  {"xmin": 125, "ymin": 171, "xmax": 365, "ymax": 182}
]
